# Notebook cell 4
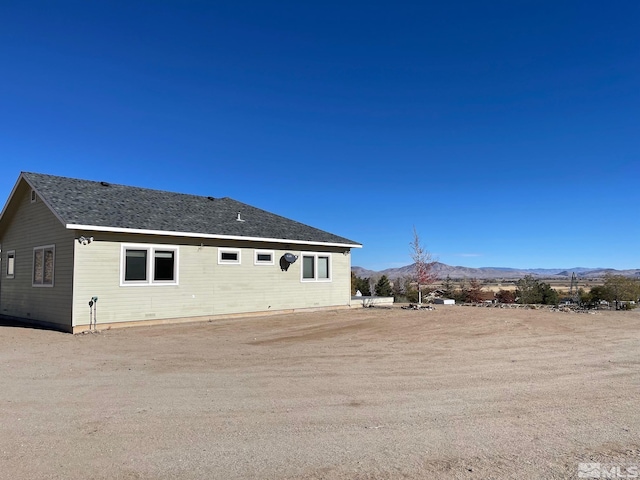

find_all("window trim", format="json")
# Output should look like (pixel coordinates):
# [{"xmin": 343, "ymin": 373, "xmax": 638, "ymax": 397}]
[
  {"xmin": 32, "ymin": 245, "xmax": 55, "ymax": 287},
  {"xmin": 120, "ymin": 244, "xmax": 179, "ymax": 286},
  {"xmin": 153, "ymin": 249, "xmax": 177, "ymax": 282},
  {"xmin": 254, "ymin": 250, "xmax": 275, "ymax": 265},
  {"xmin": 6, "ymin": 250, "xmax": 15, "ymax": 278},
  {"xmin": 300, "ymin": 253, "xmax": 332, "ymax": 282},
  {"xmin": 218, "ymin": 248, "xmax": 241, "ymax": 265}
]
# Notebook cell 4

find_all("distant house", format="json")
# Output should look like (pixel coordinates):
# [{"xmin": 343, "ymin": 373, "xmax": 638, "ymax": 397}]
[{"xmin": 0, "ymin": 172, "xmax": 361, "ymax": 333}]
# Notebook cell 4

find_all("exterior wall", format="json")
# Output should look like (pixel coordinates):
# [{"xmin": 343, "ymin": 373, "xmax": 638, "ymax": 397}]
[
  {"xmin": 71, "ymin": 233, "xmax": 353, "ymax": 329},
  {"xmin": 0, "ymin": 182, "xmax": 74, "ymax": 330}
]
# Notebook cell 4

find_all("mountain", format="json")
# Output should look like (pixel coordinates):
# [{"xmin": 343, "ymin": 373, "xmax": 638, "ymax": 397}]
[
  {"xmin": 351, "ymin": 262, "xmax": 640, "ymax": 280},
  {"xmin": 351, "ymin": 266, "xmax": 378, "ymax": 278}
]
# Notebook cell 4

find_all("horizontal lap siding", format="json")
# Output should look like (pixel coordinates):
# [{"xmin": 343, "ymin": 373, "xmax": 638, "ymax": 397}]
[
  {"xmin": 71, "ymin": 235, "xmax": 352, "ymax": 326},
  {"xmin": 72, "ymin": 235, "xmax": 216, "ymax": 326},
  {"xmin": 0, "ymin": 182, "xmax": 74, "ymax": 328},
  {"xmin": 214, "ymin": 247, "xmax": 351, "ymax": 314}
]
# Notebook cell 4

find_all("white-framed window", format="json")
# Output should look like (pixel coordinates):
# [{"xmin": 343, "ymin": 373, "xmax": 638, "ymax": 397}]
[
  {"xmin": 6, "ymin": 250, "xmax": 15, "ymax": 278},
  {"xmin": 120, "ymin": 244, "xmax": 179, "ymax": 286},
  {"xmin": 33, "ymin": 245, "xmax": 55, "ymax": 287},
  {"xmin": 254, "ymin": 250, "xmax": 274, "ymax": 265},
  {"xmin": 218, "ymin": 248, "xmax": 241, "ymax": 265},
  {"xmin": 301, "ymin": 253, "xmax": 331, "ymax": 282}
]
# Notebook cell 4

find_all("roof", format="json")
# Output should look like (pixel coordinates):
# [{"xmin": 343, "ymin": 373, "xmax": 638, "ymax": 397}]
[{"xmin": 4, "ymin": 172, "xmax": 361, "ymax": 248}]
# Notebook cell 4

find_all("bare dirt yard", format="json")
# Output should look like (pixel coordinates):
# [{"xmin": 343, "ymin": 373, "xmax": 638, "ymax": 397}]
[{"xmin": 2, "ymin": 306, "xmax": 640, "ymax": 479}]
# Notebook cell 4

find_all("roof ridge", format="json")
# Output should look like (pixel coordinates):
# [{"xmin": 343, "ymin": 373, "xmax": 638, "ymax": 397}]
[{"xmin": 23, "ymin": 171, "xmax": 225, "ymax": 201}]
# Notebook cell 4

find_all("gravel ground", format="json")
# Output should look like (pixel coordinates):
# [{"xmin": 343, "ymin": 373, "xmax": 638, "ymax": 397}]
[{"xmin": 1, "ymin": 306, "xmax": 639, "ymax": 479}]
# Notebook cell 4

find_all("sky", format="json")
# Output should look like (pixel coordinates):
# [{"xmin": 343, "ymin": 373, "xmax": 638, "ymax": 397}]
[{"xmin": 0, "ymin": 1, "xmax": 638, "ymax": 271}]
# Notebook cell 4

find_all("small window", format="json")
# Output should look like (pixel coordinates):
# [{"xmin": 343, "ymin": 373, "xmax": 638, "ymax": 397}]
[
  {"xmin": 6, "ymin": 251, "xmax": 15, "ymax": 278},
  {"xmin": 121, "ymin": 244, "xmax": 179, "ymax": 286},
  {"xmin": 218, "ymin": 248, "xmax": 241, "ymax": 264},
  {"xmin": 33, "ymin": 245, "xmax": 54, "ymax": 287},
  {"xmin": 154, "ymin": 250, "xmax": 175, "ymax": 281},
  {"xmin": 31, "ymin": 190, "xmax": 37, "ymax": 203},
  {"xmin": 254, "ymin": 250, "xmax": 274, "ymax": 265},
  {"xmin": 301, "ymin": 253, "xmax": 331, "ymax": 282}
]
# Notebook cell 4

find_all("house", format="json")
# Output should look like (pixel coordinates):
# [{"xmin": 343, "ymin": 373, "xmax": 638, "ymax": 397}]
[{"xmin": 0, "ymin": 172, "xmax": 361, "ymax": 333}]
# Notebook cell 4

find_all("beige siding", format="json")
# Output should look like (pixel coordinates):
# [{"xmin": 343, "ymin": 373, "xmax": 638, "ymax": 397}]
[
  {"xmin": 71, "ymin": 234, "xmax": 352, "ymax": 327},
  {"xmin": 0, "ymin": 182, "xmax": 74, "ymax": 329}
]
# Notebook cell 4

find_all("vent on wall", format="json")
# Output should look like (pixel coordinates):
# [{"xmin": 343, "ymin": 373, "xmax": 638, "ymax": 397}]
[{"xmin": 30, "ymin": 189, "xmax": 37, "ymax": 203}]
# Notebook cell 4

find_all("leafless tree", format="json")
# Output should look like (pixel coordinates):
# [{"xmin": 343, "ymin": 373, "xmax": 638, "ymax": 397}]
[
  {"xmin": 409, "ymin": 226, "xmax": 437, "ymax": 304},
  {"xmin": 467, "ymin": 277, "xmax": 484, "ymax": 303}
]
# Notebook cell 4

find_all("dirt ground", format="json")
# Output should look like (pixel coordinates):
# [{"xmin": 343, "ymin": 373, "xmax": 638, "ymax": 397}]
[{"xmin": 1, "ymin": 306, "xmax": 639, "ymax": 480}]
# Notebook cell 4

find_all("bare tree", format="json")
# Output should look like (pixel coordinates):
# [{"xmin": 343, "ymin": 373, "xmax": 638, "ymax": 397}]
[
  {"xmin": 467, "ymin": 277, "xmax": 484, "ymax": 303},
  {"xmin": 409, "ymin": 227, "xmax": 436, "ymax": 304}
]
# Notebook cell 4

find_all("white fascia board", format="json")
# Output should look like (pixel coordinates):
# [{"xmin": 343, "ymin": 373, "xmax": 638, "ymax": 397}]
[{"xmin": 66, "ymin": 224, "xmax": 363, "ymax": 249}]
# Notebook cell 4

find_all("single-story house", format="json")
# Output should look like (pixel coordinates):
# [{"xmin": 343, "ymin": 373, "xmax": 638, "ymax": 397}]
[{"xmin": 0, "ymin": 172, "xmax": 361, "ymax": 333}]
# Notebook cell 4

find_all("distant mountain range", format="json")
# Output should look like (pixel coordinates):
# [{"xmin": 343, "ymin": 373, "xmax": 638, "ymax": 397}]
[{"xmin": 352, "ymin": 262, "xmax": 640, "ymax": 280}]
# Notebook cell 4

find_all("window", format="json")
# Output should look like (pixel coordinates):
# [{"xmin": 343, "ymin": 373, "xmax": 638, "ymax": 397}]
[
  {"xmin": 254, "ymin": 250, "xmax": 274, "ymax": 265},
  {"xmin": 121, "ymin": 245, "xmax": 178, "ymax": 285},
  {"xmin": 318, "ymin": 256, "xmax": 330, "ymax": 279},
  {"xmin": 302, "ymin": 256, "xmax": 314, "ymax": 279},
  {"xmin": 218, "ymin": 248, "xmax": 241, "ymax": 264},
  {"xmin": 6, "ymin": 251, "xmax": 15, "ymax": 278},
  {"xmin": 33, "ymin": 245, "xmax": 54, "ymax": 286},
  {"xmin": 124, "ymin": 249, "xmax": 147, "ymax": 281},
  {"xmin": 301, "ymin": 253, "xmax": 331, "ymax": 281},
  {"xmin": 154, "ymin": 250, "xmax": 175, "ymax": 281}
]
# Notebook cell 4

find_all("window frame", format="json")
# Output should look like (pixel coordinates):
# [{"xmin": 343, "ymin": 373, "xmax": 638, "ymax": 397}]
[
  {"xmin": 153, "ymin": 249, "xmax": 177, "ymax": 282},
  {"xmin": 6, "ymin": 250, "xmax": 15, "ymax": 278},
  {"xmin": 300, "ymin": 253, "xmax": 332, "ymax": 282},
  {"xmin": 254, "ymin": 250, "xmax": 275, "ymax": 265},
  {"xmin": 32, "ymin": 245, "xmax": 55, "ymax": 287},
  {"xmin": 218, "ymin": 248, "xmax": 241, "ymax": 265},
  {"xmin": 120, "ymin": 244, "xmax": 179, "ymax": 286}
]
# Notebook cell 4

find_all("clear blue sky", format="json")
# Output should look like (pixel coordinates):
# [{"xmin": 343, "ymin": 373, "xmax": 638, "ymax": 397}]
[{"xmin": 1, "ymin": 1, "xmax": 638, "ymax": 270}]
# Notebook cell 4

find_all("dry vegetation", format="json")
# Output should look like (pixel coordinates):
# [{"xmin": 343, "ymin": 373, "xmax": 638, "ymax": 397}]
[
  {"xmin": 434, "ymin": 278, "xmax": 600, "ymax": 294},
  {"xmin": 1, "ymin": 306, "xmax": 640, "ymax": 479}
]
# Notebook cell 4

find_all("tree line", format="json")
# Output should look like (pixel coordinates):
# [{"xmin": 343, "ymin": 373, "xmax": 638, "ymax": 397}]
[
  {"xmin": 578, "ymin": 274, "xmax": 640, "ymax": 309},
  {"xmin": 351, "ymin": 272, "xmax": 640, "ymax": 309},
  {"xmin": 351, "ymin": 272, "xmax": 393, "ymax": 297}
]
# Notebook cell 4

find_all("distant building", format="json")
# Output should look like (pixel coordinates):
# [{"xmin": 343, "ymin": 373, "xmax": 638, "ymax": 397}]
[{"xmin": 434, "ymin": 298, "xmax": 455, "ymax": 305}]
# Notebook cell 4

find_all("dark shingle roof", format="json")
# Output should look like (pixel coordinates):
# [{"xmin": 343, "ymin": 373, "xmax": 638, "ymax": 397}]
[{"xmin": 22, "ymin": 172, "xmax": 360, "ymax": 247}]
